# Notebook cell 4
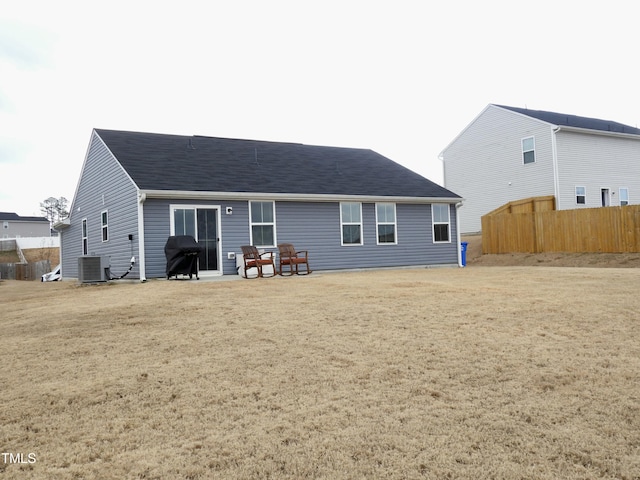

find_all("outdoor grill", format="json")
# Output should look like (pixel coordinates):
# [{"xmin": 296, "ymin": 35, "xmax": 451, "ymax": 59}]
[{"xmin": 164, "ymin": 235, "xmax": 204, "ymax": 280}]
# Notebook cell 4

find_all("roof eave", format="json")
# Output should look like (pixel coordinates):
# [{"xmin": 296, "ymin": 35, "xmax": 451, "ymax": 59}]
[
  {"xmin": 139, "ymin": 189, "xmax": 462, "ymax": 204},
  {"xmin": 553, "ymin": 125, "xmax": 640, "ymax": 140},
  {"xmin": 53, "ymin": 218, "xmax": 71, "ymax": 230}
]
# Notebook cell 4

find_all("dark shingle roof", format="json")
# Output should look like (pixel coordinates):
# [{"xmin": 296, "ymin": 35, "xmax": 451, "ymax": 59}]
[
  {"xmin": 95, "ymin": 129, "xmax": 459, "ymax": 199},
  {"xmin": 495, "ymin": 105, "xmax": 640, "ymax": 135}
]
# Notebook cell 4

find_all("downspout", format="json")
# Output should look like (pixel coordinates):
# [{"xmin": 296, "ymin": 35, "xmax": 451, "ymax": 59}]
[
  {"xmin": 57, "ymin": 232, "xmax": 63, "ymax": 280},
  {"xmin": 137, "ymin": 191, "xmax": 147, "ymax": 282},
  {"xmin": 52, "ymin": 219, "xmax": 70, "ymax": 280},
  {"xmin": 551, "ymin": 127, "xmax": 561, "ymax": 209},
  {"xmin": 455, "ymin": 201, "xmax": 463, "ymax": 267}
]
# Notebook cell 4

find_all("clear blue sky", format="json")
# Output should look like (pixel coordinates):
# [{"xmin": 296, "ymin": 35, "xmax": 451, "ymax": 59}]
[{"xmin": 2, "ymin": 0, "xmax": 638, "ymax": 216}]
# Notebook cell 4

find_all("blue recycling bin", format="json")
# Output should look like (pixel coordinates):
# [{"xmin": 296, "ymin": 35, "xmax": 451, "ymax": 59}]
[{"xmin": 460, "ymin": 242, "xmax": 468, "ymax": 267}]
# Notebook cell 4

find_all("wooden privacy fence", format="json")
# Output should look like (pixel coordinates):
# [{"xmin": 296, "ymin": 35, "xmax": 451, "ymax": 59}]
[
  {"xmin": 482, "ymin": 201, "xmax": 640, "ymax": 254},
  {"xmin": 0, "ymin": 260, "xmax": 51, "ymax": 281},
  {"xmin": 485, "ymin": 195, "xmax": 556, "ymax": 216}
]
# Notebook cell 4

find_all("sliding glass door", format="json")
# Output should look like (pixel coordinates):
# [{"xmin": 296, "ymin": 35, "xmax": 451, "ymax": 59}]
[{"xmin": 171, "ymin": 205, "xmax": 221, "ymax": 275}]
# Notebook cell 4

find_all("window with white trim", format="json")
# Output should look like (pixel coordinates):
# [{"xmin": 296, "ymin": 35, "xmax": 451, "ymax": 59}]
[
  {"xmin": 620, "ymin": 187, "xmax": 629, "ymax": 206},
  {"xmin": 432, "ymin": 204, "xmax": 450, "ymax": 243},
  {"xmin": 340, "ymin": 202, "xmax": 363, "ymax": 245},
  {"xmin": 576, "ymin": 186, "xmax": 586, "ymax": 205},
  {"xmin": 522, "ymin": 136, "xmax": 535, "ymax": 164},
  {"xmin": 376, "ymin": 203, "xmax": 397, "ymax": 244},
  {"xmin": 101, "ymin": 210, "xmax": 109, "ymax": 242},
  {"xmin": 82, "ymin": 218, "xmax": 88, "ymax": 255},
  {"xmin": 250, "ymin": 201, "xmax": 275, "ymax": 247},
  {"xmin": 173, "ymin": 208, "xmax": 196, "ymax": 237}
]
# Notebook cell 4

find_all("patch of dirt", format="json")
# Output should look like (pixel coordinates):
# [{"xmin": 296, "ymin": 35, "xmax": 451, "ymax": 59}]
[
  {"xmin": 463, "ymin": 235, "xmax": 640, "ymax": 268},
  {"xmin": 0, "ymin": 250, "xmax": 20, "ymax": 263},
  {"xmin": 22, "ymin": 247, "xmax": 59, "ymax": 266},
  {"xmin": 0, "ymin": 248, "xmax": 59, "ymax": 265}
]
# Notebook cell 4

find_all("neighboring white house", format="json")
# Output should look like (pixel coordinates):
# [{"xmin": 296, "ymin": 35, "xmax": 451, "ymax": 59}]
[
  {"xmin": 440, "ymin": 104, "xmax": 640, "ymax": 233},
  {"xmin": 0, "ymin": 212, "xmax": 51, "ymax": 239}
]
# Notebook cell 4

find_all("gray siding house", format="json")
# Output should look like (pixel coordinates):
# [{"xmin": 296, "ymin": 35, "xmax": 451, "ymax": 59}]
[
  {"xmin": 1, "ymin": 212, "xmax": 50, "ymax": 238},
  {"xmin": 441, "ymin": 104, "xmax": 640, "ymax": 233},
  {"xmin": 57, "ymin": 129, "xmax": 462, "ymax": 280}
]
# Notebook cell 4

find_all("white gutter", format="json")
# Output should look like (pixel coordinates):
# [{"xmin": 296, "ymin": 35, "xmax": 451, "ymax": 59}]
[
  {"xmin": 137, "ymin": 191, "xmax": 147, "ymax": 282},
  {"xmin": 140, "ymin": 189, "xmax": 461, "ymax": 204},
  {"xmin": 455, "ymin": 202, "xmax": 463, "ymax": 267},
  {"xmin": 52, "ymin": 218, "xmax": 70, "ymax": 281},
  {"xmin": 553, "ymin": 125, "xmax": 640, "ymax": 140}
]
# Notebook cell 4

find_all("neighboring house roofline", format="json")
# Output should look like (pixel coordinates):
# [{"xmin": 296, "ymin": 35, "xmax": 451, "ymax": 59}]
[
  {"xmin": 552, "ymin": 124, "xmax": 640, "ymax": 140},
  {"xmin": 0, "ymin": 212, "xmax": 48, "ymax": 222},
  {"xmin": 439, "ymin": 104, "xmax": 494, "ymax": 159},
  {"xmin": 494, "ymin": 104, "xmax": 640, "ymax": 136},
  {"xmin": 440, "ymin": 104, "xmax": 640, "ymax": 159},
  {"xmin": 138, "ymin": 189, "xmax": 463, "ymax": 204}
]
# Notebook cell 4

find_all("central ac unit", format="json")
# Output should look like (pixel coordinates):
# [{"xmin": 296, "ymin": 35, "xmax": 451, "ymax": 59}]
[{"xmin": 78, "ymin": 256, "xmax": 110, "ymax": 283}]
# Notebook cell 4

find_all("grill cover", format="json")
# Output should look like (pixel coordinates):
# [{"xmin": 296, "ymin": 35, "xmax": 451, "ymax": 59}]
[{"xmin": 164, "ymin": 235, "xmax": 204, "ymax": 279}]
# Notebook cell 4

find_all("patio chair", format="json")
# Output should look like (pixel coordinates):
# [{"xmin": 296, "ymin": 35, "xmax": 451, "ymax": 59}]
[
  {"xmin": 277, "ymin": 243, "xmax": 312, "ymax": 276},
  {"xmin": 240, "ymin": 245, "xmax": 275, "ymax": 278}
]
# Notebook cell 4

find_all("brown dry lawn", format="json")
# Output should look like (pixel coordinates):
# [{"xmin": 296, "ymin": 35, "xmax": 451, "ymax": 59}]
[{"xmin": 1, "ymin": 265, "xmax": 640, "ymax": 479}]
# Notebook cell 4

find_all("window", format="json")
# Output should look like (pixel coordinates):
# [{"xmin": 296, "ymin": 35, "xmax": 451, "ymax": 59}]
[
  {"xmin": 82, "ymin": 218, "xmax": 88, "ymax": 255},
  {"xmin": 376, "ymin": 203, "xmax": 396, "ymax": 244},
  {"xmin": 174, "ymin": 208, "xmax": 196, "ymax": 237},
  {"xmin": 522, "ymin": 136, "xmax": 535, "ymax": 164},
  {"xmin": 341, "ymin": 202, "xmax": 362, "ymax": 245},
  {"xmin": 620, "ymin": 187, "xmax": 629, "ymax": 206},
  {"xmin": 576, "ymin": 186, "xmax": 586, "ymax": 205},
  {"xmin": 101, "ymin": 210, "xmax": 109, "ymax": 242},
  {"xmin": 432, "ymin": 204, "xmax": 450, "ymax": 243},
  {"xmin": 250, "ymin": 201, "xmax": 275, "ymax": 247}
]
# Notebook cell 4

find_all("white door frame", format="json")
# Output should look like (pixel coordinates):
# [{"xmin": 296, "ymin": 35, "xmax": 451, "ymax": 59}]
[{"xmin": 169, "ymin": 204, "xmax": 223, "ymax": 276}]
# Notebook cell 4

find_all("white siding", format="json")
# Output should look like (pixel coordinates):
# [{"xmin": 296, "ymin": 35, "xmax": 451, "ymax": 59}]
[
  {"xmin": 555, "ymin": 130, "xmax": 640, "ymax": 209},
  {"xmin": 442, "ymin": 105, "xmax": 556, "ymax": 233}
]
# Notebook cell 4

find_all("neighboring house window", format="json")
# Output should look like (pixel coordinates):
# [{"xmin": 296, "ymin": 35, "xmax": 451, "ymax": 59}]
[
  {"xmin": 82, "ymin": 218, "xmax": 88, "ymax": 255},
  {"xmin": 576, "ymin": 186, "xmax": 586, "ymax": 205},
  {"xmin": 250, "ymin": 201, "xmax": 275, "ymax": 247},
  {"xmin": 101, "ymin": 210, "xmax": 109, "ymax": 242},
  {"xmin": 376, "ymin": 203, "xmax": 397, "ymax": 244},
  {"xmin": 432, "ymin": 204, "xmax": 450, "ymax": 243},
  {"xmin": 522, "ymin": 137, "xmax": 535, "ymax": 164},
  {"xmin": 341, "ymin": 202, "xmax": 363, "ymax": 245},
  {"xmin": 620, "ymin": 187, "xmax": 629, "ymax": 206}
]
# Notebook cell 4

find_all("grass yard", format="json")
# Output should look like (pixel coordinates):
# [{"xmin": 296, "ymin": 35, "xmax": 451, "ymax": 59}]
[{"xmin": 1, "ymin": 266, "xmax": 639, "ymax": 479}]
